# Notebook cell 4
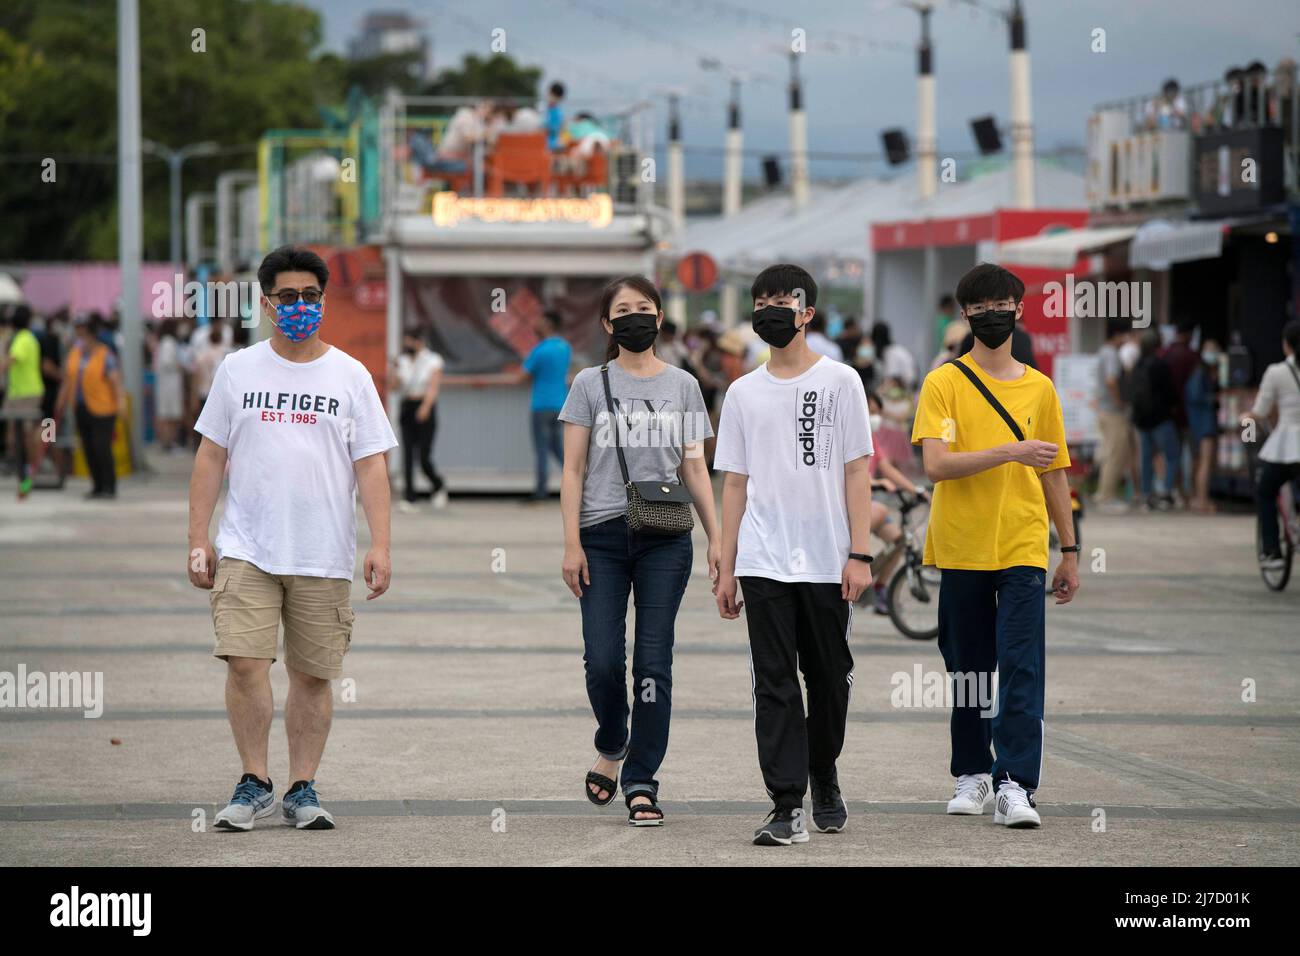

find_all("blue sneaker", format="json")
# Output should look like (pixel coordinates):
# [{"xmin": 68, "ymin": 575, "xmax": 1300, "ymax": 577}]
[
  {"xmin": 214, "ymin": 773, "xmax": 276, "ymax": 832},
  {"xmin": 281, "ymin": 779, "xmax": 336, "ymax": 830}
]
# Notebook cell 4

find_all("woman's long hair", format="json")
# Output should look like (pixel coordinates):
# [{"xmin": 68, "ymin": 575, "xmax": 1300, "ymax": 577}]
[{"xmin": 599, "ymin": 274, "xmax": 663, "ymax": 362}]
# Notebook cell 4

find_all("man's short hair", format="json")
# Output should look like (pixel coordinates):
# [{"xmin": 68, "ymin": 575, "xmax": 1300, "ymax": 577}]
[
  {"xmin": 750, "ymin": 263, "xmax": 819, "ymax": 309},
  {"xmin": 954, "ymin": 263, "xmax": 1025, "ymax": 309},
  {"xmin": 257, "ymin": 246, "xmax": 329, "ymax": 294}
]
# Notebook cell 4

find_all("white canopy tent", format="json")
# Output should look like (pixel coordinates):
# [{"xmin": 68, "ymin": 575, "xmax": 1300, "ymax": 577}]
[{"xmin": 684, "ymin": 163, "xmax": 1086, "ymax": 275}]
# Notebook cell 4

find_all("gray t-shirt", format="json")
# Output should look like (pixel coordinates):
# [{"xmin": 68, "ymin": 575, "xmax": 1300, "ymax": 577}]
[
  {"xmin": 1096, "ymin": 342, "xmax": 1123, "ymax": 414},
  {"xmin": 559, "ymin": 362, "xmax": 713, "ymax": 528}
]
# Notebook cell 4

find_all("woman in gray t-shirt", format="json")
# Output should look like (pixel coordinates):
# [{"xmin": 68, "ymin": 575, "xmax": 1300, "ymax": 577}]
[{"xmin": 557, "ymin": 275, "xmax": 720, "ymax": 827}]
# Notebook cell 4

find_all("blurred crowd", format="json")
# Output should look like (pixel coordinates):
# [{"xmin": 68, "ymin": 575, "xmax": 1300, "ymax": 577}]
[
  {"xmin": 0, "ymin": 303, "xmax": 249, "ymax": 499},
  {"xmin": 1138, "ymin": 59, "xmax": 1296, "ymax": 133}
]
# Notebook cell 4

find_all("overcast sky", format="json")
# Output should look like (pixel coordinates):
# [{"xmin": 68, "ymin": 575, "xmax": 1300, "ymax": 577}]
[{"xmin": 307, "ymin": 0, "xmax": 1300, "ymax": 180}]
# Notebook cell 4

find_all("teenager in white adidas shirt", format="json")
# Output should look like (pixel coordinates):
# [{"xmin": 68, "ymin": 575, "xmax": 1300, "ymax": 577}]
[
  {"xmin": 713, "ymin": 263, "xmax": 875, "ymax": 847},
  {"xmin": 188, "ymin": 245, "xmax": 398, "ymax": 832}
]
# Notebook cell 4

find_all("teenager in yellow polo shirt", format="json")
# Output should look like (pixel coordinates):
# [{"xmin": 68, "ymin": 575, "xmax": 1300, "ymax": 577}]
[{"xmin": 911, "ymin": 263, "xmax": 1079, "ymax": 830}]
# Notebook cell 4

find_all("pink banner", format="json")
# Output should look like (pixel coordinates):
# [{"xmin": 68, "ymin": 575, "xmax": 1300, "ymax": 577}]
[{"xmin": 15, "ymin": 262, "xmax": 180, "ymax": 318}]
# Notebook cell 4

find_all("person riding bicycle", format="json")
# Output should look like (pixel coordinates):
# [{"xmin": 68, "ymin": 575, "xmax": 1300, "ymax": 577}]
[
  {"xmin": 1246, "ymin": 319, "xmax": 1300, "ymax": 571},
  {"xmin": 864, "ymin": 390, "xmax": 928, "ymax": 614}
]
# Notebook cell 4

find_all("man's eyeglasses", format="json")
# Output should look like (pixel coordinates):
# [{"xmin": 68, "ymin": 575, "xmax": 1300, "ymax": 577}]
[{"xmin": 270, "ymin": 288, "xmax": 323, "ymax": 306}]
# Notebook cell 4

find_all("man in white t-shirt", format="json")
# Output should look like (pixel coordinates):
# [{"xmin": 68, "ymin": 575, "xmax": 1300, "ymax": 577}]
[
  {"xmin": 188, "ymin": 245, "xmax": 397, "ymax": 832},
  {"xmin": 713, "ymin": 263, "xmax": 875, "ymax": 847}
]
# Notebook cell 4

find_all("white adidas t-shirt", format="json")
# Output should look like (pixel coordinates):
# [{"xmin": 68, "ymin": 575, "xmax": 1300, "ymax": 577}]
[
  {"xmin": 714, "ymin": 356, "xmax": 873, "ymax": 583},
  {"xmin": 195, "ymin": 341, "xmax": 398, "ymax": 580}
]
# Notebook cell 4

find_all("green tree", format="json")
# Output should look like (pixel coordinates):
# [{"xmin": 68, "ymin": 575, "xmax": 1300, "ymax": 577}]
[
  {"xmin": 0, "ymin": 0, "xmax": 341, "ymax": 261},
  {"xmin": 424, "ymin": 53, "xmax": 541, "ymax": 100}
]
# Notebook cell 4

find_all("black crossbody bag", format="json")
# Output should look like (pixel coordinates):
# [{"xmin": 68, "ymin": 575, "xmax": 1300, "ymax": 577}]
[
  {"xmin": 599, "ymin": 364, "xmax": 695, "ymax": 536},
  {"xmin": 948, "ymin": 357, "xmax": 1025, "ymax": 441}
]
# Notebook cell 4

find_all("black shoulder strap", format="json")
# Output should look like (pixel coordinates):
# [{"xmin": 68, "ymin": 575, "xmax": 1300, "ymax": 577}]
[
  {"xmin": 947, "ymin": 357, "xmax": 1025, "ymax": 442},
  {"xmin": 1286, "ymin": 359, "xmax": 1300, "ymax": 394},
  {"xmin": 599, "ymin": 364, "xmax": 632, "ymax": 486}
]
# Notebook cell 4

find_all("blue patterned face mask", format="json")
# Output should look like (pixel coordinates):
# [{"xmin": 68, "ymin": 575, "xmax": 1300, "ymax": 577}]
[{"xmin": 272, "ymin": 300, "xmax": 323, "ymax": 342}]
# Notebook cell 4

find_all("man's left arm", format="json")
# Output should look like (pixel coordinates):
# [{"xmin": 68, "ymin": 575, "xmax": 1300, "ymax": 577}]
[
  {"xmin": 354, "ymin": 452, "xmax": 392, "ymax": 600},
  {"xmin": 1038, "ymin": 383, "xmax": 1079, "ymax": 606},
  {"xmin": 843, "ymin": 456, "xmax": 874, "ymax": 602}
]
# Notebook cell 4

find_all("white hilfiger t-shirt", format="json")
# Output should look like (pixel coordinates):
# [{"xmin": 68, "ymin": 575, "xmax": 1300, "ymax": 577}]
[
  {"xmin": 714, "ymin": 355, "xmax": 874, "ymax": 583},
  {"xmin": 195, "ymin": 341, "xmax": 398, "ymax": 580}
]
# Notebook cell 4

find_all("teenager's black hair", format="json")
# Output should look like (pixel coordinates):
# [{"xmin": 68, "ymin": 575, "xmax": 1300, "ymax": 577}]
[
  {"xmin": 954, "ymin": 263, "xmax": 1026, "ymax": 309},
  {"xmin": 1105, "ymin": 317, "xmax": 1130, "ymax": 340},
  {"xmin": 599, "ymin": 274, "xmax": 662, "ymax": 362},
  {"xmin": 549, "ymin": 81, "xmax": 566, "ymax": 99},
  {"xmin": 257, "ymin": 245, "xmax": 329, "ymax": 293},
  {"xmin": 750, "ymin": 263, "xmax": 818, "ymax": 308},
  {"xmin": 542, "ymin": 309, "xmax": 563, "ymax": 330},
  {"xmin": 8, "ymin": 304, "xmax": 31, "ymax": 329},
  {"xmin": 1283, "ymin": 318, "xmax": 1300, "ymax": 357}
]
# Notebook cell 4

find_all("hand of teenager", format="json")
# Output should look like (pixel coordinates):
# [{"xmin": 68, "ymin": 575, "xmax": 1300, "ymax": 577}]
[
  {"xmin": 715, "ymin": 572, "xmax": 743, "ymax": 619},
  {"xmin": 187, "ymin": 540, "xmax": 217, "ymax": 589},
  {"xmin": 873, "ymin": 478, "xmax": 897, "ymax": 493},
  {"xmin": 1007, "ymin": 439, "xmax": 1059, "ymax": 469},
  {"xmin": 562, "ymin": 545, "xmax": 590, "ymax": 598},
  {"xmin": 841, "ymin": 559, "xmax": 873, "ymax": 603},
  {"xmin": 364, "ymin": 547, "xmax": 391, "ymax": 600},
  {"xmin": 415, "ymin": 404, "xmax": 432, "ymax": 423},
  {"xmin": 1049, "ymin": 554, "xmax": 1080, "ymax": 605},
  {"xmin": 706, "ymin": 539, "xmax": 722, "ymax": 585}
]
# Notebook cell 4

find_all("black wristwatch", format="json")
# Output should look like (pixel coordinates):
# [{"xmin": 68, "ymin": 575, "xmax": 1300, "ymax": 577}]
[
  {"xmin": 848, "ymin": 552, "xmax": 874, "ymax": 564},
  {"xmin": 1060, "ymin": 544, "xmax": 1081, "ymax": 554}
]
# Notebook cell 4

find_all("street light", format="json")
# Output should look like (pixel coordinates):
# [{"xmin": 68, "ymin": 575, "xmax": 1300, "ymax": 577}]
[{"xmin": 142, "ymin": 139, "xmax": 220, "ymax": 270}]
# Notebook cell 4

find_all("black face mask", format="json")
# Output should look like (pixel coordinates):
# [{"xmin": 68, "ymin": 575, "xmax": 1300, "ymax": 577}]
[
  {"xmin": 610, "ymin": 312, "xmax": 659, "ymax": 353},
  {"xmin": 752, "ymin": 305, "xmax": 803, "ymax": 348},
  {"xmin": 967, "ymin": 309, "xmax": 1016, "ymax": 349}
]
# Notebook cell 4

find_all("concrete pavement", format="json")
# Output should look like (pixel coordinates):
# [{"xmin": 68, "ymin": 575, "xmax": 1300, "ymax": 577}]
[{"xmin": 1, "ymin": 455, "xmax": 1297, "ymax": 865}]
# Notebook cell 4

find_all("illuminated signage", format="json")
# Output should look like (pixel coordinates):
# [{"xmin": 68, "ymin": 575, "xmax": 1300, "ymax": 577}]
[{"xmin": 432, "ymin": 191, "xmax": 613, "ymax": 228}]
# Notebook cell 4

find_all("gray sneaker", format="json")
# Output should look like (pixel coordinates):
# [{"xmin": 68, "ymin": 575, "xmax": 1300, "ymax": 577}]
[
  {"xmin": 214, "ymin": 774, "xmax": 276, "ymax": 832},
  {"xmin": 281, "ymin": 779, "xmax": 336, "ymax": 830}
]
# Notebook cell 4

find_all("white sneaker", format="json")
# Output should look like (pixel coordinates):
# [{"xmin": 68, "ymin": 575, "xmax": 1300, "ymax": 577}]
[
  {"xmin": 946, "ymin": 773, "xmax": 993, "ymax": 815},
  {"xmin": 993, "ymin": 781, "xmax": 1042, "ymax": 828},
  {"xmin": 397, "ymin": 500, "xmax": 419, "ymax": 514},
  {"xmin": 432, "ymin": 489, "xmax": 450, "ymax": 510}
]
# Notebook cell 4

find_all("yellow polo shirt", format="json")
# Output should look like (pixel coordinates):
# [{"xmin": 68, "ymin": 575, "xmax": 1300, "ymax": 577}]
[{"xmin": 911, "ymin": 357, "xmax": 1069, "ymax": 571}]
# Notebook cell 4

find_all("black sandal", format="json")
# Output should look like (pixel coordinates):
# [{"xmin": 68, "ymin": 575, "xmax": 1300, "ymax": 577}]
[
  {"xmin": 626, "ymin": 795, "xmax": 664, "ymax": 827},
  {"xmin": 585, "ymin": 770, "xmax": 619, "ymax": 807}
]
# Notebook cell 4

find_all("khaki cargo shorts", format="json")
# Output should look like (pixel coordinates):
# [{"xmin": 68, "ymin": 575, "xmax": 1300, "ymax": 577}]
[{"xmin": 210, "ymin": 558, "xmax": 355, "ymax": 680}]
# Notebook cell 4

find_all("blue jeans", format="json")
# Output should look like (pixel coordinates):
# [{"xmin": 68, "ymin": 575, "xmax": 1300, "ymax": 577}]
[
  {"xmin": 578, "ymin": 515, "xmax": 693, "ymax": 801},
  {"xmin": 531, "ymin": 409, "xmax": 564, "ymax": 497},
  {"xmin": 937, "ymin": 566, "xmax": 1046, "ymax": 794},
  {"xmin": 1139, "ymin": 420, "xmax": 1181, "ymax": 497}
]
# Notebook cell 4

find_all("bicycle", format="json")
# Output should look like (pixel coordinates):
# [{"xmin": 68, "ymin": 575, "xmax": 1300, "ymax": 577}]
[
  {"xmin": 1243, "ymin": 418, "xmax": 1299, "ymax": 592},
  {"xmin": 875, "ymin": 489, "xmax": 942, "ymax": 640},
  {"xmin": 1258, "ymin": 476, "xmax": 1299, "ymax": 591}
]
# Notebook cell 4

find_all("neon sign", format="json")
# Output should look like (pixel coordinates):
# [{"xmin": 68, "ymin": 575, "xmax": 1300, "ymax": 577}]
[{"xmin": 432, "ymin": 191, "xmax": 613, "ymax": 228}]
